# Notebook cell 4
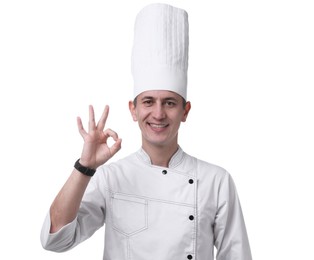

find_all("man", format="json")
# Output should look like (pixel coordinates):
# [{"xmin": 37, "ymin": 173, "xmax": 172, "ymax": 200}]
[{"xmin": 41, "ymin": 3, "xmax": 252, "ymax": 260}]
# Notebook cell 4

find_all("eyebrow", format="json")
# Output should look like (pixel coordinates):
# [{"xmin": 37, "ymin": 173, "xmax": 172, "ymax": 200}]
[{"xmin": 140, "ymin": 96, "xmax": 178, "ymax": 102}]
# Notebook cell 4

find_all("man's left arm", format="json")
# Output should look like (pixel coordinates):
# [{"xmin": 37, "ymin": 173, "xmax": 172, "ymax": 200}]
[{"xmin": 214, "ymin": 171, "xmax": 252, "ymax": 260}]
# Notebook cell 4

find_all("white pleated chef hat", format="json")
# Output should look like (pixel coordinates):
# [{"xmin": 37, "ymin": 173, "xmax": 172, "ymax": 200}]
[{"xmin": 131, "ymin": 3, "xmax": 189, "ymax": 99}]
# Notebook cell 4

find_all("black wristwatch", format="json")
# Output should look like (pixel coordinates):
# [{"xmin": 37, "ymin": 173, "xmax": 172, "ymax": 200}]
[{"xmin": 74, "ymin": 159, "xmax": 96, "ymax": 177}]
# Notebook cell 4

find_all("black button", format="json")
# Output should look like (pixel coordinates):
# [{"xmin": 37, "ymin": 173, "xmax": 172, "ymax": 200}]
[
  {"xmin": 187, "ymin": 255, "xmax": 193, "ymax": 259},
  {"xmin": 189, "ymin": 179, "xmax": 194, "ymax": 184},
  {"xmin": 162, "ymin": 170, "xmax": 167, "ymax": 175},
  {"xmin": 189, "ymin": 215, "xmax": 194, "ymax": 221}
]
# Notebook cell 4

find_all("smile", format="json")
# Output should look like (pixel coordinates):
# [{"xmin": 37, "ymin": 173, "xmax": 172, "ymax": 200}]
[{"xmin": 148, "ymin": 123, "xmax": 169, "ymax": 129}]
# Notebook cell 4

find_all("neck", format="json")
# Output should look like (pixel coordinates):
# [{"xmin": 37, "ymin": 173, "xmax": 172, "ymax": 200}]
[{"xmin": 142, "ymin": 143, "xmax": 179, "ymax": 168}]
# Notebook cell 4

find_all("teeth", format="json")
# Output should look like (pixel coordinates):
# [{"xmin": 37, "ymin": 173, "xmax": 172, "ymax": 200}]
[{"xmin": 150, "ymin": 123, "xmax": 167, "ymax": 128}]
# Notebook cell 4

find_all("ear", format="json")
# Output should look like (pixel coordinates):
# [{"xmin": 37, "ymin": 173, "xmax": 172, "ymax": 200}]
[
  {"xmin": 181, "ymin": 101, "xmax": 191, "ymax": 122},
  {"xmin": 128, "ymin": 100, "xmax": 138, "ymax": 122}
]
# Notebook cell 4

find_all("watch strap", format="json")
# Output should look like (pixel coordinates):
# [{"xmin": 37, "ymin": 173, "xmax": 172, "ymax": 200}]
[{"xmin": 74, "ymin": 159, "xmax": 96, "ymax": 177}]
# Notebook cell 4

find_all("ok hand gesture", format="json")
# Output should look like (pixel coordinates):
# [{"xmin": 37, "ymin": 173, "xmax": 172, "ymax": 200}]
[{"xmin": 77, "ymin": 105, "xmax": 122, "ymax": 169}]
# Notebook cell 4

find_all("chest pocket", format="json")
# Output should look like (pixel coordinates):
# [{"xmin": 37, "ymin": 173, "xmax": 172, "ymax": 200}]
[{"xmin": 110, "ymin": 193, "xmax": 148, "ymax": 236}]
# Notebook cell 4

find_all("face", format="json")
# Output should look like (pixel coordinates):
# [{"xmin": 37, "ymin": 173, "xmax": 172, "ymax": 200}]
[{"xmin": 129, "ymin": 90, "xmax": 191, "ymax": 150}]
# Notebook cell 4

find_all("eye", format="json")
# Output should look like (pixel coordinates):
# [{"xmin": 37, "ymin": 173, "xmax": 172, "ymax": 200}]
[
  {"xmin": 165, "ymin": 101, "xmax": 176, "ymax": 107},
  {"xmin": 143, "ymin": 99, "xmax": 153, "ymax": 106}
]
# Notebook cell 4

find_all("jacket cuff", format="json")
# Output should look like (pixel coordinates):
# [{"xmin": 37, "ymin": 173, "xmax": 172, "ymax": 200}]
[{"xmin": 40, "ymin": 212, "xmax": 77, "ymax": 252}]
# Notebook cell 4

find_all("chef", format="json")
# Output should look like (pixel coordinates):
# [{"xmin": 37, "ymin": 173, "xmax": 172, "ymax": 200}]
[{"xmin": 41, "ymin": 3, "xmax": 252, "ymax": 260}]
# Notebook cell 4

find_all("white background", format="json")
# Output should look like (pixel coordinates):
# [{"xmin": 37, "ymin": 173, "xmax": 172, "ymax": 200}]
[{"xmin": 0, "ymin": 0, "xmax": 313, "ymax": 259}]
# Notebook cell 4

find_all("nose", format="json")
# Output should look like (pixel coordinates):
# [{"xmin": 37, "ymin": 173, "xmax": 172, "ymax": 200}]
[{"xmin": 152, "ymin": 102, "xmax": 166, "ymax": 120}]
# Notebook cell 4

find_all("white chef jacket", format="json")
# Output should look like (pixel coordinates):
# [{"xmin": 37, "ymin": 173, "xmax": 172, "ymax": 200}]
[{"xmin": 41, "ymin": 147, "xmax": 252, "ymax": 260}]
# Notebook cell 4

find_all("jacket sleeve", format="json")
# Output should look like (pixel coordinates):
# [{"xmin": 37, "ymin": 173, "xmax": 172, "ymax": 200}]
[
  {"xmin": 214, "ymin": 171, "xmax": 252, "ymax": 260},
  {"xmin": 40, "ymin": 172, "xmax": 107, "ymax": 252}
]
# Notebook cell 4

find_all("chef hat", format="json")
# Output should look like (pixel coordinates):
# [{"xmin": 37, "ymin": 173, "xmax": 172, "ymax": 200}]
[{"xmin": 131, "ymin": 3, "xmax": 189, "ymax": 99}]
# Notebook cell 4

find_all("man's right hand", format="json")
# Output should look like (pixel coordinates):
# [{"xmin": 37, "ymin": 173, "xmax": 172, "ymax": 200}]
[{"xmin": 77, "ymin": 105, "xmax": 122, "ymax": 170}]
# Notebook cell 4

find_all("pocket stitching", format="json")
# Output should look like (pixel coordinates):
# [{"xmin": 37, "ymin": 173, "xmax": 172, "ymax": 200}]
[{"xmin": 111, "ymin": 193, "xmax": 148, "ymax": 236}]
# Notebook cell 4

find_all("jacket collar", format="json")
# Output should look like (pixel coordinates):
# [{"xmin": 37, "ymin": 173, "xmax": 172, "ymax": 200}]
[{"xmin": 137, "ymin": 146, "xmax": 185, "ymax": 168}]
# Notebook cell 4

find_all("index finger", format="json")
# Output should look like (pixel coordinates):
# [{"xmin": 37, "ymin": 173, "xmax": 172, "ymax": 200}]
[{"xmin": 96, "ymin": 105, "xmax": 109, "ymax": 130}]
